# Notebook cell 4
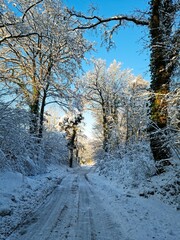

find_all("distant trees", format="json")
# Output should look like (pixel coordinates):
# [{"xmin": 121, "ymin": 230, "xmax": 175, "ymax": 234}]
[
  {"xmin": 124, "ymin": 76, "xmax": 149, "ymax": 142},
  {"xmin": 80, "ymin": 59, "xmax": 149, "ymax": 152},
  {"xmin": 59, "ymin": 111, "xmax": 83, "ymax": 167},
  {"xmin": 68, "ymin": 0, "xmax": 180, "ymax": 163}
]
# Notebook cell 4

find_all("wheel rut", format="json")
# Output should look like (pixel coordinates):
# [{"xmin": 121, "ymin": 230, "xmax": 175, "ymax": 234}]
[
  {"xmin": 75, "ymin": 172, "xmax": 124, "ymax": 240},
  {"xmin": 7, "ymin": 169, "xmax": 128, "ymax": 240}
]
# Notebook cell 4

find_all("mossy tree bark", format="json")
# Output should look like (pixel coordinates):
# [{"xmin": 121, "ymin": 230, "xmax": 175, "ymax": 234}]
[{"xmin": 149, "ymin": 0, "xmax": 175, "ymax": 162}]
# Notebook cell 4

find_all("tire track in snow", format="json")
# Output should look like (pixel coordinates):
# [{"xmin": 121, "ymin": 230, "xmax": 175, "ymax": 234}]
[
  {"xmin": 2, "ymin": 177, "xmax": 65, "ymax": 240},
  {"xmin": 7, "ymin": 174, "xmax": 78, "ymax": 240},
  {"xmin": 75, "ymin": 172, "xmax": 125, "ymax": 240},
  {"xmin": 48, "ymin": 175, "xmax": 79, "ymax": 240},
  {"xmin": 7, "ymin": 169, "xmax": 130, "ymax": 240},
  {"xmin": 75, "ymin": 180, "xmax": 92, "ymax": 240}
]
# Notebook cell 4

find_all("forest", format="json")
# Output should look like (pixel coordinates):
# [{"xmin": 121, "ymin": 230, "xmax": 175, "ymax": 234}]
[{"xmin": 0, "ymin": 1, "xmax": 179, "ymax": 239}]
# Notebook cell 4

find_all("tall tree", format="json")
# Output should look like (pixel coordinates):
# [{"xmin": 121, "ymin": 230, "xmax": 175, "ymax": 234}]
[
  {"xmin": 149, "ymin": 0, "xmax": 179, "ymax": 161},
  {"xmin": 80, "ymin": 59, "xmax": 122, "ymax": 152},
  {"xmin": 68, "ymin": 0, "xmax": 180, "ymax": 161},
  {"xmin": 0, "ymin": 0, "xmax": 92, "ymax": 137}
]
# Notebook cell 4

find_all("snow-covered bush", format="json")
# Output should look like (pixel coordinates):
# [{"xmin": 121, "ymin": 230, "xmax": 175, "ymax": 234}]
[
  {"xmin": 42, "ymin": 130, "xmax": 68, "ymax": 166},
  {"xmin": 0, "ymin": 104, "xmax": 69, "ymax": 175},
  {"xmin": 95, "ymin": 141, "xmax": 156, "ymax": 187},
  {"xmin": 0, "ymin": 104, "xmax": 43, "ymax": 175}
]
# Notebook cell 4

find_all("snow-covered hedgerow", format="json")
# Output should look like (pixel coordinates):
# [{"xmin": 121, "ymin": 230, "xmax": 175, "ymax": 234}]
[
  {"xmin": 0, "ymin": 105, "xmax": 38, "ymax": 175},
  {"xmin": 138, "ymin": 166, "xmax": 180, "ymax": 209},
  {"xmin": 95, "ymin": 140, "xmax": 180, "ymax": 208},
  {"xmin": 0, "ymin": 105, "xmax": 68, "ymax": 175},
  {"xmin": 95, "ymin": 141, "xmax": 156, "ymax": 187}
]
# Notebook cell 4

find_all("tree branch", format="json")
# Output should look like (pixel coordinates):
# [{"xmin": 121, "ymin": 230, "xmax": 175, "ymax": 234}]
[
  {"xmin": 0, "ymin": 1, "xmax": 44, "ymax": 43},
  {"xmin": 68, "ymin": 10, "xmax": 149, "ymax": 30},
  {"xmin": 0, "ymin": 32, "xmax": 40, "ymax": 44},
  {"xmin": 0, "ymin": 1, "xmax": 43, "ymax": 28},
  {"xmin": 0, "ymin": 22, "xmax": 17, "ymax": 28},
  {"xmin": 22, "ymin": 0, "xmax": 44, "ymax": 22}
]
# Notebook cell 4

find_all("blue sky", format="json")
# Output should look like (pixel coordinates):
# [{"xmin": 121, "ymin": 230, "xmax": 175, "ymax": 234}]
[
  {"xmin": 64, "ymin": 0, "xmax": 151, "ymax": 138},
  {"xmin": 64, "ymin": 0, "xmax": 150, "ymax": 82}
]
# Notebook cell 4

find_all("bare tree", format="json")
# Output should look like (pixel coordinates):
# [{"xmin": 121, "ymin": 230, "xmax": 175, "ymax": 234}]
[
  {"xmin": 0, "ymin": 0, "xmax": 92, "ymax": 137},
  {"xmin": 80, "ymin": 59, "xmax": 148, "ymax": 152}
]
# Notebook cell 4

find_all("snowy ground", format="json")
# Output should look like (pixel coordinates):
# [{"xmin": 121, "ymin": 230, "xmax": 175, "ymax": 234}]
[
  {"xmin": 0, "ymin": 165, "xmax": 68, "ymax": 239},
  {"xmin": 0, "ymin": 165, "xmax": 180, "ymax": 240}
]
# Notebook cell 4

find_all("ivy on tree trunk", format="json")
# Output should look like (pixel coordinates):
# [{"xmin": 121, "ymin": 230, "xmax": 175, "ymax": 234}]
[{"xmin": 149, "ymin": 0, "xmax": 175, "ymax": 162}]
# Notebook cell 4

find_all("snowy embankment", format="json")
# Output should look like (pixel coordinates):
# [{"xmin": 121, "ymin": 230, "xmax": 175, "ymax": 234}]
[
  {"xmin": 0, "ymin": 165, "xmax": 68, "ymax": 240},
  {"xmin": 87, "ymin": 168, "xmax": 180, "ymax": 240},
  {"xmin": 96, "ymin": 160, "xmax": 180, "ymax": 209},
  {"xmin": 94, "ymin": 142, "xmax": 180, "ymax": 210}
]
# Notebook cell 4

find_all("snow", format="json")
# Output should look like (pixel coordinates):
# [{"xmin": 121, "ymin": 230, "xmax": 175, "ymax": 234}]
[
  {"xmin": 0, "ymin": 165, "xmax": 68, "ymax": 239},
  {"xmin": 94, "ymin": 141, "xmax": 180, "ymax": 209},
  {"xmin": 0, "ymin": 165, "xmax": 179, "ymax": 240},
  {"xmin": 88, "ymin": 168, "xmax": 180, "ymax": 240}
]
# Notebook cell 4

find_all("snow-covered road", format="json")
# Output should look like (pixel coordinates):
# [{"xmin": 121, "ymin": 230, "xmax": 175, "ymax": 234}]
[
  {"xmin": 4, "ymin": 166, "xmax": 180, "ymax": 240},
  {"xmin": 7, "ymin": 168, "xmax": 126, "ymax": 240}
]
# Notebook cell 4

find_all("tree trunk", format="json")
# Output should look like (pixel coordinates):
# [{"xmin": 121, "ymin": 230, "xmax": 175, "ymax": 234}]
[
  {"xmin": 149, "ymin": 0, "xmax": 173, "ymax": 161},
  {"xmin": 68, "ymin": 128, "xmax": 76, "ymax": 168},
  {"xmin": 29, "ymin": 64, "xmax": 40, "ymax": 135},
  {"xmin": 111, "ymin": 98, "xmax": 120, "ymax": 147},
  {"xmin": 38, "ymin": 83, "xmax": 49, "ymax": 138},
  {"xmin": 69, "ymin": 148, "xmax": 74, "ymax": 168},
  {"xmin": 29, "ymin": 101, "xmax": 39, "ymax": 135},
  {"xmin": 38, "ymin": 90, "xmax": 46, "ymax": 139},
  {"xmin": 102, "ymin": 106, "xmax": 109, "ymax": 152},
  {"xmin": 126, "ymin": 104, "xmax": 130, "ymax": 143}
]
